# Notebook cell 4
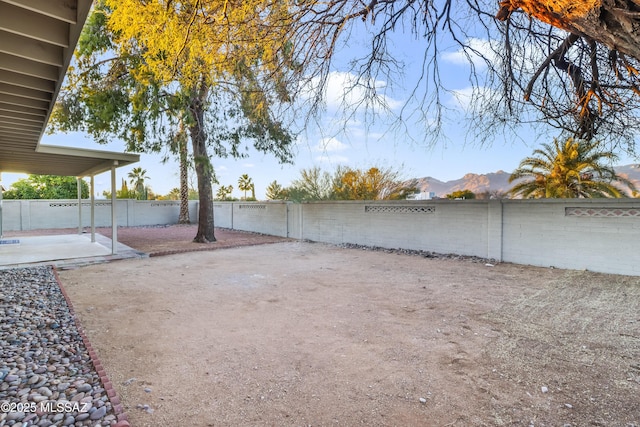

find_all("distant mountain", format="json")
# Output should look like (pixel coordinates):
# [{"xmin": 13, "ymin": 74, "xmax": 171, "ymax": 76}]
[{"xmin": 408, "ymin": 164, "xmax": 640, "ymax": 198}]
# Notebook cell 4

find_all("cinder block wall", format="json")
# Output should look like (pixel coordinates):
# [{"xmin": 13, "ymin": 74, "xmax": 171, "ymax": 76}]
[
  {"xmin": 3, "ymin": 198, "xmax": 639, "ymax": 275},
  {"xmin": 212, "ymin": 203, "xmax": 233, "ymax": 228},
  {"xmin": 298, "ymin": 201, "xmax": 489, "ymax": 256},
  {"xmin": 1, "ymin": 199, "xmax": 198, "ymax": 229},
  {"xmin": 231, "ymin": 202, "xmax": 288, "ymax": 237},
  {"xmin": 501, "ymin": 199, "xmax": 640, "ymax": 275},
  {"xmin": 220, "ymin": 199, "xmax": 640, "ymax": 276}
]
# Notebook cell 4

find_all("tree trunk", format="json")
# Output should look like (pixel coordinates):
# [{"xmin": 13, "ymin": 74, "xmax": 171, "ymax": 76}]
[
  {"xmin": 178, "ymin": 121, "xmax": 190, "ymax": 224},
  {"xmin": 569, "ymin": 0, "xmax": 640, "ymax": 62},
  {"xmin": 498, "ymin": 0, "xmax": 640, "ymax": 62},
  {"xmin": 188, "ymin": 84, "xmax": 216, "ymax": 243}
]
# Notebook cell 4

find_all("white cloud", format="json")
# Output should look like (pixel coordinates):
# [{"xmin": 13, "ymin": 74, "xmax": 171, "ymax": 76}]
[
  {"xmin": 242, "ymin": 163, "xmax": 255, "ymax": 168},
  {"xmin": 441, "ymin": 38, "xmax": 498, "ymax": 71},
  {"xmin": 315, "ymin": 137, "xmax": 348, "ymax": 152},
  {"xmin": 303, "ymin": 71, "xmax": 403, "ymax": 113},
  {"xmin": 332, "ymin": 71, "xmax": 403, "ymax": 111}
]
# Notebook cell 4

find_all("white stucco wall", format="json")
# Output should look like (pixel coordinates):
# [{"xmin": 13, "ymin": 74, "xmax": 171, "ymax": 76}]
[{"xmin": 3, "ymin": 198, "xmax": 639, "ymax": 276}]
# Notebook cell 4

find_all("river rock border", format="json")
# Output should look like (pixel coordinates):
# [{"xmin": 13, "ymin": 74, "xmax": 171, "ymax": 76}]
[{"xmin": 0, "ymin": 266, "xmax": 129, "ymax": 427}]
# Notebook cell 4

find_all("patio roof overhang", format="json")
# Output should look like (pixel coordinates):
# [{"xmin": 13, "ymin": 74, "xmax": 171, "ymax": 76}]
[{"xmin": 0, "ymin": 0, "xmax": 139, "ymax": 178}]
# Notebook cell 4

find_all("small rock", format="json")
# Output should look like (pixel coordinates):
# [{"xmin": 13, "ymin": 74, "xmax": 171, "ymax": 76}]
[
  {"xmin": 38, "ymin": 386, "xmax": 53, "ymax": 397},
  {"xmin": 71, "ymin": 392, "xmax": 85, "ymax": 402},
  {"xmin": 541, "ymin": 386, "xmax": 549, "ymax": 393},
  {"xmin": 4, "ymin": 374, "xmax": 19, "ymax": 382},
  {"xmin": 419, "ymin": 397, "xmax": 427, "ymax": 404},
  {"xmin": 23, "ymin": 413, "xmax": 38, "ymax": 423},
  {"xmin": 144, "ymin": 387, "xmax": 152, "ymax": 393},
  {"xmin": 89, "ymin": 406, "xmax": 107, "ymax": 420},
  {"xmin": 77, "ymin": 383, "xmax": 92, "ymax": 393},
  {"xmin": 6, "ymin": 411, "xmax": 25, "ymax": 421},
  {"xmin": 564, "ymin": 403, "xmax": 573, "ymax": 409},
  {"xmin": 32, "ymin": 394, "xmax": 48, "ymax": 403},
  {"xmin": 75, "ymin": 413, "xmax": 90, "ymax": 421}
]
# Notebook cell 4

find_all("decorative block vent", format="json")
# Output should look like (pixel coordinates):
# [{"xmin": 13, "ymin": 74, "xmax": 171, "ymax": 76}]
[
  {"xmin": 49, "ymin": 202, "xmax": 111, "ymax": 208},
  {"xmin": 150, "ymin": 202, "xmax": 179, "ymax": 207},
  {"xmin": 50, "ymin": 202, "xmax": 81, "ymax": 208},
  {"xmin": 238, "ymin": 204, "xmax": 266, "ymax": 210},
  {"xmin": 365, "ymin": 205, "xmax": 435, "ymax": 214},
  {"xmin": 565, "ymin": 207, "xmax": 640, "ymax": 217}
]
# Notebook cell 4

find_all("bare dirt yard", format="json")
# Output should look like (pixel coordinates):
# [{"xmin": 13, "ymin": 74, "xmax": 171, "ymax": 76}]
[{"xmin": 56, "ymin": 228, "xmax": 640, "ymax": 426}]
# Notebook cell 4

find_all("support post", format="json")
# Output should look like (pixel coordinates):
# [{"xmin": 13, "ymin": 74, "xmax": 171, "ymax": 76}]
[
  {"xmin": 111, "ymin": 162, "xmax": 118, "ymax": 254},
  {"xmin": 77, "ymin": 177, "xmax": 82, "ymax": 234},
  {"xmin": 90, "ymin": 175, "xmax": 95, "ymax": 243}
]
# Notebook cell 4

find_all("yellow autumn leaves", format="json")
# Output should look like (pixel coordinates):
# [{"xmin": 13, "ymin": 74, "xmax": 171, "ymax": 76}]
[
  {"xmin": 104, "ymin": 0, "xmax": 298, "ymax": 87},
  {"xmin": 497, "ymin": 0, "xmax": 601, "ymax": 28}
]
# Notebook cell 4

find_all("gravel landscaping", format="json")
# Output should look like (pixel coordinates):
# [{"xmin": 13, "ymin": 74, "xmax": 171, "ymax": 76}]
[{"xmin": 0, "ymin": 267, "xmax": 126, "ymax": 427}]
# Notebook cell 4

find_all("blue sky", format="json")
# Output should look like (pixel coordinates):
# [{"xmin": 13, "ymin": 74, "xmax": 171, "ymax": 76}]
[{"xmin": 2, "ymin": 21, "xmax": 637, "ymax": 199}]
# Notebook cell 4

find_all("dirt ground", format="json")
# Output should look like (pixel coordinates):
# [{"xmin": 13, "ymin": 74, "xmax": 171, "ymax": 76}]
[{"xmin": 53, "ymin": 226, "xmax": 640, "ymax": 426}]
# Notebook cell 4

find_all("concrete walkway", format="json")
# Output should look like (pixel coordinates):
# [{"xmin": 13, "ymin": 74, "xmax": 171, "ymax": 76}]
[{"xmin": 0, "ymin": 233, "xmax": 147, "ymax": 269}]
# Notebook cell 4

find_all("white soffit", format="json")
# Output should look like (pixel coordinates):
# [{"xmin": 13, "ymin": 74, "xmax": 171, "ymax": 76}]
[{"xmin": 0, "ymin": 0, "xmax": 139, "ymax": 177}]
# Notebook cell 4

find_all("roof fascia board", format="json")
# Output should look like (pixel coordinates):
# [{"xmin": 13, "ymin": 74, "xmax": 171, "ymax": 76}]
[{"xmin": 37, "ymin": 144, "xmax": 140, "ymax": 162}]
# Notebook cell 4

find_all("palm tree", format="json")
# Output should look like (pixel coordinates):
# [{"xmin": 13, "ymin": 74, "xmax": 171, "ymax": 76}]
[
  {"xmin": 128, "ymin": 167, "xmax": 150, "ymax": 200},
  {"xmin": 238, "ymin": 174, "xmax": 253, "ymax": 200},
  {"xmin": 508, "ymin": 138, "xmax": 637, "ymax": 198},
  {"xmin": 215, "ymin": 185, "xmax": 233, "ymax": 201}
]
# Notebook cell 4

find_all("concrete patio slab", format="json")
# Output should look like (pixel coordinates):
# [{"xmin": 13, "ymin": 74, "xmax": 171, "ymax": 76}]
[{"xmin": 0, "ymin": 233, "xmax": 147, "ymax": 269}]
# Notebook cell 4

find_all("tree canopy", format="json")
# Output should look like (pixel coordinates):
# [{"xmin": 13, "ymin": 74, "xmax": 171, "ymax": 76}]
[
  {"xmin": 287, "ymin": 167, "xmax": 335, "ymax": 202},
  {"xmin": 50, "ymin": 0, "xmax": 640, "ymax": 227},
  {"xmin": 3, "ymin": 176, "xmax": 89, "ymax": 200},
  {"xmin": 265, "ymin": 181, "xmax": 288, "ymax": 200},
  {"xmin": 50, "ymin": 0, "xmax": 298, "ymax": 242},
  {"xmin": 285, "ymin": 165, "xmax": 413, "ymax": 201},
  {"xmin": 332, "ymin": 166, "xmax": 416, "ymax": 200},
  {"xmin": 128, "ymin": 0, "xmax": 640, "ymax": 153}
]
